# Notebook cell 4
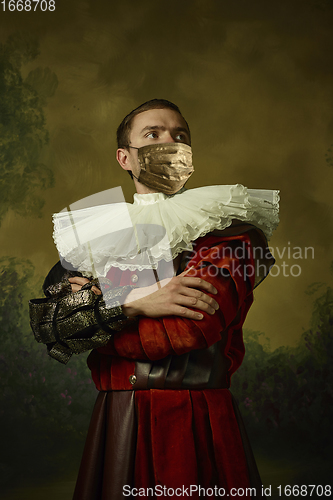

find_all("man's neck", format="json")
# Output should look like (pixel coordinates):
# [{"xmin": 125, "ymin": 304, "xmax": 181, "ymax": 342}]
[{"xmin": 134, "ymin": 179, "xmax": 158, "ymax": 194}]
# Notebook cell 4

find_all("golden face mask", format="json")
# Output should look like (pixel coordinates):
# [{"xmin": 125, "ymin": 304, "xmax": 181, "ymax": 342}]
[{"xmin": 130, "ymin": 143, "xmax": 194, "ymax": 195}]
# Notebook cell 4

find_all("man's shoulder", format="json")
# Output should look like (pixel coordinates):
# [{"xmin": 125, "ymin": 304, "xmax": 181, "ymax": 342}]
[{"xmin": 192, "ymin": 220, "xmax": 266, "ymax": 249}]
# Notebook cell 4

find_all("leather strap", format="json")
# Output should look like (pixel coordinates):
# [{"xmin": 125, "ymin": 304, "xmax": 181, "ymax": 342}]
[{"xmin": 134, "ymin": 338, "xmax": 230, "ymax": 391}]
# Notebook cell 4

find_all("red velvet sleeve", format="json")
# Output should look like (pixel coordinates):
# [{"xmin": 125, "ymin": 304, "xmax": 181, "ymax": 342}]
[{"xmin": 98, "ymin": 233, "xmax": 256, "ymax": 361}]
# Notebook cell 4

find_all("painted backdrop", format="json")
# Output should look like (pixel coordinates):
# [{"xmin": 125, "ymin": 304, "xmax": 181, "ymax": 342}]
[{"xmin": 0, "ymin": 0, "xmax": 332, "ymax": 498}]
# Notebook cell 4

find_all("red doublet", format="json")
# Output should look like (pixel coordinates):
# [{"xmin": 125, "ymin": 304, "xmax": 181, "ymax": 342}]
[{"xmin": 74, "ymin": 232, "xmax": 266, "ymax": 499}]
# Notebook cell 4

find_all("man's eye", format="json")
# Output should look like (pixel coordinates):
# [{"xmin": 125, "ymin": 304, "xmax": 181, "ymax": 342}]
[
  {"xmin": 175, "ymin": 134, "xmax": 186, "ymax": 142},
  {"xmin": 146, "ymin": 132, "xmax": 158, "ymax": 139}
]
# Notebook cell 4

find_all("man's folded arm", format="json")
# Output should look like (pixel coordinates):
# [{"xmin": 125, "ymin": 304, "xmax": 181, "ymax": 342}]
[
  {"xmin": 99, "ymin": 232, "xmax": 267, "ymax": 361},
  {"xmin": 29, "ymin": 262, "xmax": 135, "ymax": 364},
  {"xmin": 30, "ymin": 229, "xmax": 273, "ymax": 364}
]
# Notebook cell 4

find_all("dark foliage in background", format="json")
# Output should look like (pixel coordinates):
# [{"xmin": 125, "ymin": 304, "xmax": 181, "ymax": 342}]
[
  {"xmin": 0, "ymin": 257, "xmax": 97, "ymax": 487},
  {"xmin": 0, "ymin": 32, "xmax": 56, "ymax": 224},
  {"xmin": 232, "ymin": 278, "xmax": 333, "ymax": 486}
]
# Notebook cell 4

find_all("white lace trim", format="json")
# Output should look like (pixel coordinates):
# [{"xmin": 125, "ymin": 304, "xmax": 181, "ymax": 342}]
[{"xmin": 52, "ymin": 184, "xmax": 279, "ymax": 276}]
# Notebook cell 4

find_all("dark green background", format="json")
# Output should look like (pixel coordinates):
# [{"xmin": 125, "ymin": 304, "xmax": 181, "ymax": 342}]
[{"xmin": 0, "ymin": 0, "xmax": 332, "ymax": 498}]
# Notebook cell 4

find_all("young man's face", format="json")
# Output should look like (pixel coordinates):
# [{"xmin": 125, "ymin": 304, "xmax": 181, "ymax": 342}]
[{"xmin": 117, "ymin": 108, "xmax": 191, "ymax": 193}]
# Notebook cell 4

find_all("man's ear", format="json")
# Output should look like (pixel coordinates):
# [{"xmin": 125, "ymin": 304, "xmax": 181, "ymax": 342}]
[{"xmin": 116, "ymin": 148, "xmax": 131, "ymax": 170}]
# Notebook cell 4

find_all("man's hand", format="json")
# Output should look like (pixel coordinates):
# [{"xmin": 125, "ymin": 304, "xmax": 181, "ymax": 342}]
[
  {"xmin": 122, "ymin": 269, "xmax": 219, "ymax": 320},
  {"xmin": 69, "ymin": 277, "xmax": 102, "ymax": 295},
  {"xmin": 69, "ymin": 270, "xmax": 219, "ymax": 321}
]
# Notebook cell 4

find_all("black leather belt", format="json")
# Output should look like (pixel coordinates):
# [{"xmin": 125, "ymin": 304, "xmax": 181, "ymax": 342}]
[{"xmin": 132, "ymin": 338, "xmax": 231, "ymax": 390}]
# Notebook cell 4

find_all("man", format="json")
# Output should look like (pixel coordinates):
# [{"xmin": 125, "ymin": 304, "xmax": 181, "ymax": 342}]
[{"xmin": 30, "ymin": 99, "xmax": 279, "ymax": 499}]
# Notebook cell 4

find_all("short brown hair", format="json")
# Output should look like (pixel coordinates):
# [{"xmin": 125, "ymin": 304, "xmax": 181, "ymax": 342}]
[{"xmin": 116, "ymin": 99, "xmax": 191, "ymax": 149}]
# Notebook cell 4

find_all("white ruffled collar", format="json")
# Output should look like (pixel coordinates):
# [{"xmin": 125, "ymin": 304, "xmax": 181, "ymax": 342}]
[
  {"xmin": 53, "ymin": 184, "xmax": 279, "ymax": 276},
  {"xmin": 133, "ymin": 192, "xmax": 168, "ymax": 205}
]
